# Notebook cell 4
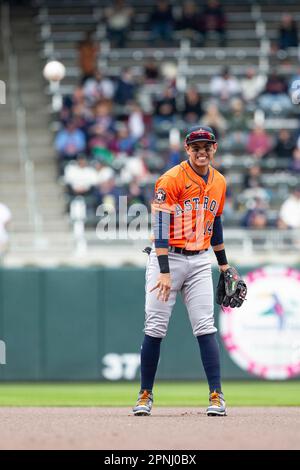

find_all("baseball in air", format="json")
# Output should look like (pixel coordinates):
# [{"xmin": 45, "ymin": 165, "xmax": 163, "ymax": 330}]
[{"xmin": 43, "ymin": 61, "xmax": 66, "ymax": 82}]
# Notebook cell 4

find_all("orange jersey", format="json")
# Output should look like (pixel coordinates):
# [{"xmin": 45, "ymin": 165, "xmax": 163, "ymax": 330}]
[{"xmin": 151, "ymin": 161, "xmax": 226, "ymax": 250}]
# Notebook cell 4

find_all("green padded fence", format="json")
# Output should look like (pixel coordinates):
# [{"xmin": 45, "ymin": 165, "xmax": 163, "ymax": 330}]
[{"xmin": 0, "ymin": 266, "xmax": 296, "ymax": 381}]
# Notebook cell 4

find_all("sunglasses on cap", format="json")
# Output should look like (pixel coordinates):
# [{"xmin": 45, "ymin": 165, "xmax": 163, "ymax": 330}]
[{"xmin": 185, "ymin": 130, "xmax": 216, "ymax": 145}]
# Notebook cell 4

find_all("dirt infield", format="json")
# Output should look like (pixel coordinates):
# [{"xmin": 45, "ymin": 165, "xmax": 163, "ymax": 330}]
[{"xmin": 0, "ymin": 407, "xmax": 299, "ymax": 450}]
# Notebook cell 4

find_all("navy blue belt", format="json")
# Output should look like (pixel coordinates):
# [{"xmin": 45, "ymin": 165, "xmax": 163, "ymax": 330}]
[{"xmin": 169, "ymin": 246, "xmax": 207, "ymax": 256}]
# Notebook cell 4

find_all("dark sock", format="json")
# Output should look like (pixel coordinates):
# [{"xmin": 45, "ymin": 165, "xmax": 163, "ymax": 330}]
[
  {"xmin": 197, "ymin": 333, "xmax": 222, "ymax": 393},
  {"xmin": 140, "ymin": 334, "xmax": 162, "ymax": 392}
]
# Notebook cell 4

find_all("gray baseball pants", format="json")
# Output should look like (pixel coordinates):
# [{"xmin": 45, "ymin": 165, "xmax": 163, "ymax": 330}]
[{"xmin": 144, "ymin": 249, "xmax": 217, "ymax": 338}]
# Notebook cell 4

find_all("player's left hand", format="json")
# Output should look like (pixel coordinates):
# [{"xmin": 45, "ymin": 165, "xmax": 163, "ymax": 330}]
[
  {"xmin": 150, "ymin": 273, "xmax": 172, "ymax": 302},
  {"xmin": 216, "ymin": 266, "xmax": 247, "ymax": 308},
  {"xmin": 219, "ymin": 264, "xmax": 230, "ymax": 272}
]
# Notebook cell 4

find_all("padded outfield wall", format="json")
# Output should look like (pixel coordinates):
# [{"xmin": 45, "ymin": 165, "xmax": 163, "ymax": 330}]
[{"xmin": 0, "ymin": 266, "xmax": 299, "ymax": 381}]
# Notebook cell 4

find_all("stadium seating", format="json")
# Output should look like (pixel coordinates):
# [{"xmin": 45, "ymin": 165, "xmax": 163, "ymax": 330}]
[{"xmin": 1, "ymin": 0, "xmax": 300, "ymax": 263}]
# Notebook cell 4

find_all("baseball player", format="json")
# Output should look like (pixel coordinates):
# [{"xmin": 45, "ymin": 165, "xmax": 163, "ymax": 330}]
[{"xmin": 133, "ymin": 125, "xmax": 246, "ymax": 417}]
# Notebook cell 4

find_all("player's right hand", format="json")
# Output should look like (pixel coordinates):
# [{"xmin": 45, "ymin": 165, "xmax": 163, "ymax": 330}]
[{"xmin": 150, "ymin": 273, "xmax": 172, "ymax": 302}]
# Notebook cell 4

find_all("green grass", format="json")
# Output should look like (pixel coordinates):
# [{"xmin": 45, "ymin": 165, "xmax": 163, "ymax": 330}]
[{"xmin": 0, "ymin": 381, "xmax": 299, "ymax": 406}]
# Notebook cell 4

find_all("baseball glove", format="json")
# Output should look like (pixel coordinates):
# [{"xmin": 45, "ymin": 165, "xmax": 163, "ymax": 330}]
[{"xmin": 216, "ymin": 267, "xmax": 247, "ymax": 308}]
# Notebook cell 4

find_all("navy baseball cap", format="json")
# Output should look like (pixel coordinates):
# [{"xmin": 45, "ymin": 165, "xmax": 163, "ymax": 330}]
[{"xmin": 185, "ymin": 125, "xmax": 216, "ymax": 145}]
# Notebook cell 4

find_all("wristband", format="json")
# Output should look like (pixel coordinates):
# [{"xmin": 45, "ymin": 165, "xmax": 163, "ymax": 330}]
[
  {"xmin": 215, "ymin": 249, "xmax": 228, "ymax": 266},
  {"xmin": 157, "ymin": 255, "xmax": 170, "ymax": 273}
]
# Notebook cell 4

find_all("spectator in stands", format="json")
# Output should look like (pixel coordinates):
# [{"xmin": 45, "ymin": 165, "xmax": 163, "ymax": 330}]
[
  {"xmin": 278, "ymin": 13, "xmax": 298, "ymax": 50},
  {"xmin": 128, "ymin": 103, "xmax": 145, "ymax": 141},
  {"xmin": 94, "ymin": 176, "xmax": 121, "ymax": 210},
  {"xmin": 241, "ymin": 197, "xmax": 269, "ymax": 229},
  {"xmin": 136, "ymin": 132, "xmax": 158, "ymax": 154},
  {"xmin": 176, "ymin": 1, "xmax": 202, "ymax": 44},
  {"xmin": 104, "ymin": 0, "xmax": 133, "ymax": 48},
  {"xmin": 295, "ymin": 132, "xmax": 300, "ymax": 151},
  {"xmin": 222, "ymin": 98, "xmax": 250, "ymax": 152},
  {"xmin": 55, "ymin": 120, "xmax": 86, "ymax": 172},
  {"xmin": 114, "ymin": 68, "xmax": 136, "ymax": 106},
  {"xmin": 78, "ymin": 31, "xmax": 99, "ymax": 84},
  {"xmin": 278, "ymin": 187, "xmax": 300, "ymax": 229},
  {"xmin": 143, "ymin": 62, "xmax": 160, "ymax": 83},
  {"xmin": 72, "ymin": 109, "xmax": 94, "ymax": 139},
  {"xmin": 90, "ymin": 100, "xmax": 115, "ymax": 136},
  {"xmin": 150, "ymin": 0, "xmax": 175, "ymax": 43},
  {"xmin": 263, "ymin": 73, "xmax": 289, "ymax": 95},
  {"xmin": 165, "ymin": 143, "xmax": 183, "ymax": 170},
  {"xmin": 240, "ymin": 67, "xmax": 266, "ymax": 105},
  {"xmin": 246, "ymin": 125, "xmax": 273, "ymax": 159},
  {"xmin": 89, "ymin": 120, "xmax": 114, "ymax": 165},
  {"xmin": 160, "ymin": 63, "xmax": 178, "ymax": 92},
  {"xmin": 127, "ymin": 180, "xmax": 147, "ymax": 207},
  {"xmin": 258, "ymin": 72, "xmax": 292, "ymax": 115},
  {"xmin": 288, "ymin": 66, "xmax": 300, "ymax": 100},
  {"xmin": 120, "ymin": 154, "xmax": 150, "ymax": 185},
  {"xmin": 153, "ymin": 86, "xmax": 177, "ymax": 126},
  {"xmin": 109, "ymin": 125, "xmax": 136, "ymax": 156},
  {"xmin": 181, "ymin": 87, "xmax": 203, "ymax": 124},
  {"xmin": 0, "ymin": 202, "xmax": 11, "ymax": 261},
  {"xmin": 201, "ymin": 102, "xmax": 226, "ymax": 140},
  {"xmin": 91, "ymin": 143, "xmax": 114, "ymax": 166},
  {"xmin": 93, "ymin": 161, "xmax": 115, "ymax": 186},
  {"xmin": 240, "ymin": 168, "xmax": 270, "ymax": 207},
  {"xmin": 64, "ymin": 155, "xmax": 97, "ymax": 197},
  {"xmin": 200, "ymin": 0, "xmax": 226, "ymax": 46},
  {"xmin": 243, "ymin": 207, "xmax": 268, "ymax": 229},
  {"xmin": 210, "ymin": 67, "xmax": 241, "ymax": 110},
  {"xmin": 279, "ymin": 57, "xmax": 294, "ymax": 75},
  {"xmin": 242, "ymin": 184, "xmax": 270, "ymax": 206},
  {"xmin": 268, "ymin": 129, "xmax": 296, "ymax": 159},
  {"xmin": 243, "ymin": 165, "xmax": 263, "ymax": 190},
  {"xmin": 70, "ymin": 87, "xmax": 95, "ymax": 133},
  {"xmin": 83, "ymin": 70, "xmax": 114, "ymax": 106},
  {"xmin": 59, "ymin": 94, "xmax": 74, "ymax": 125},
  {"xmin": 290, "ymin": 147, "xmax": 300, "ymax": 173}
]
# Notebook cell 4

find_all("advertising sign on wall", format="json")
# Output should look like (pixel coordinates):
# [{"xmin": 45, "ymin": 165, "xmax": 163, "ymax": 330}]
[{"xmin": 219, "ymin": 267, "xmax": 300, "ymax": 379}]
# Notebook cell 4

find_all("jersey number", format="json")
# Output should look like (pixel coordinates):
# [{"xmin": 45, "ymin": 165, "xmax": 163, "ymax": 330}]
[{"xmin": 204, "ymin": 221, "xmax": 213, "ymax": 235}]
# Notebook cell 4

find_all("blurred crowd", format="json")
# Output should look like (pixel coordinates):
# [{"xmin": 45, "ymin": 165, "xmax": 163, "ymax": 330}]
[
  {"xmin": 98, "ymin": 0, "xmax": 298, "ymax": 50},
  {"xmin": 102, "ymin": 0, "xmax": 227, "ymax": 48},
  {"xmin": 54, "ymin": 0, "xmax": 300, "ymax": 230}
]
